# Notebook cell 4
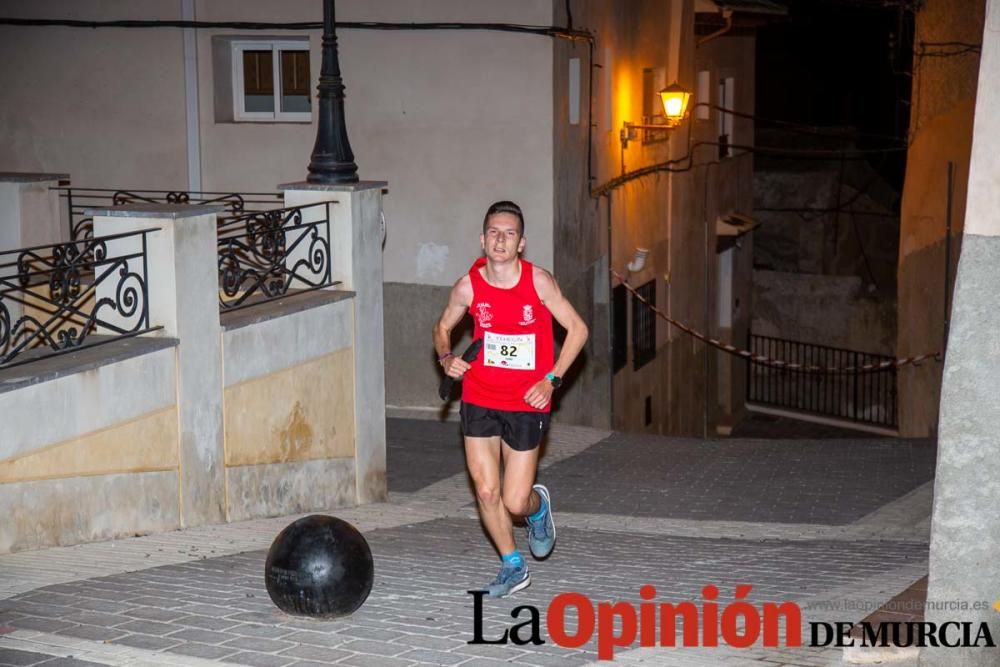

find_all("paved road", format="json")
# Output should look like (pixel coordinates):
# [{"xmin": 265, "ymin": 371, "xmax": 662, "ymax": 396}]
[{"xmin": 0, "ymin": 420, "xmax": 934, "ymax": 667}]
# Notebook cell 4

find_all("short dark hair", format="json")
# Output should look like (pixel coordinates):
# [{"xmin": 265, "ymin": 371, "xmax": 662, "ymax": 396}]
[{"xmin": 482, "ymin": 200, "xmax": 525, "ymax": 235}]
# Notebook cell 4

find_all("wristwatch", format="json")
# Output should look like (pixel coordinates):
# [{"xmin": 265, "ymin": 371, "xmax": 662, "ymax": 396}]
[{"xmin": 545, "ymin": 372, "xmax": 563, "ymax": 389}]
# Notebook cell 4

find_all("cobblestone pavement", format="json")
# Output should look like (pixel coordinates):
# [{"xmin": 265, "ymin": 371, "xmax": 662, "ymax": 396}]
[
  {"xmin": 386, "ymin": 420, "xmax": 466, "ymax": 493},
  {"xmin": 0, "ymin": 420, "xmax": 934, "ymax": 667},
  {"xmin": 543, "ymin": 433, "xmax": 935, "ymax": 525}
]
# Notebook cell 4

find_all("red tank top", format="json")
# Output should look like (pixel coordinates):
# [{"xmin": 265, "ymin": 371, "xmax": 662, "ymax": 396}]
[{"xmin": 463, "ymin": 257, "xmax": 554, "ymax": 413}]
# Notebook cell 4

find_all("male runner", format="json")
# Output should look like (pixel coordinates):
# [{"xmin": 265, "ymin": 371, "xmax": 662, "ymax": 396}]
[{"xmin": 433, "ymin": 200, "xmax": 588, "ymax": 597}]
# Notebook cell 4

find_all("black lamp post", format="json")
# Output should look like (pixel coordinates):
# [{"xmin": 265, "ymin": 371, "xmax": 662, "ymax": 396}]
[{"xmin": 307, "ymin": 0, "xmax": 359, "ymax": 184}]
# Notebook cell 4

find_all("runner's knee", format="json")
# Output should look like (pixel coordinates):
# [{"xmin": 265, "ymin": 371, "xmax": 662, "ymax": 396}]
[
  {"xmin": 474, "ymin": 483, "xmax": 501, "ymax": 507},
  {"xmin": 503, "ymin": 492, "xmax": 532, "ymax": 516}
]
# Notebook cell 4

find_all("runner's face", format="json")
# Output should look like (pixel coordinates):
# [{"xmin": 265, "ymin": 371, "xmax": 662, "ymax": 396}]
[{"xmin": 481, "ymin": 213, "xmax": 525, "ymax": 261}]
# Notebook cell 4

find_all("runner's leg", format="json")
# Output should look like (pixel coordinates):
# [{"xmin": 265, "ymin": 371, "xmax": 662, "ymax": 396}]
[
  {"xmin": 500, "ymin": 442, "xmax": 542, "ymax": 518},
  {"xmin": 464, "ymin": 435, "xmax": 516, "ymax": 555}
]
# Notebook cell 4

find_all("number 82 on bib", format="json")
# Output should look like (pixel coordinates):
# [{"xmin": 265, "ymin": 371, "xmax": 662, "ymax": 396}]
[{"xmin": 483, "ymin": 332, "xmax": 536, "ymax": 370}]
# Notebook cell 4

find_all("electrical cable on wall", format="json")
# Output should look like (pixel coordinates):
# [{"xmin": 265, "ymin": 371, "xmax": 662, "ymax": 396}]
[
  {"xmin": 0, "ymin": 17, "xmax": 594, "ymax": 42},
  {"xmin": 594, "ymin": 100, "xmax": 912, "ymax": 198},
  {"xmin": 592, "ymin": 139, "xmax": 907, "ymax": 198},
  {"xmin": 916, "ymin": 41, "xmax": 981, "ymax": 57},
  {"xmin": 704, "ymin": 103, "xmax": 907, "ymax": 145}
]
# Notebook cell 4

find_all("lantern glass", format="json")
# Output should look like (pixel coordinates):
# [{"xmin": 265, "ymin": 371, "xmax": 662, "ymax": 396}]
[{"xmin": 658, "ymin": 84, "xmax": 691, "ymax": 125}]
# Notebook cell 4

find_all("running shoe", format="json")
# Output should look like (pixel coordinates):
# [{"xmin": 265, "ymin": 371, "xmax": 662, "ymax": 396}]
[
  {"xmin": 487, "ymin": 561, "xmax": 531, "ymax": 598},
  {"xmin": 526, "ymin": 483, "xmax": 556, "ymax": 559}
]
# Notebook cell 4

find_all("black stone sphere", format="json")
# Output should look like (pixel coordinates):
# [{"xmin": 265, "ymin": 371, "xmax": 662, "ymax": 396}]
[{"xmin": 264, "ymin": 514, "xmax": 374, "ymax": 619}]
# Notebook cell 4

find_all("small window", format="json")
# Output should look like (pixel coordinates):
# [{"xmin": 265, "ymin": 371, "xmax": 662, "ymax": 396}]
[
  {"xmin": 612, "ymin": 284, "xmax": 628, "ymax": 373},
  {"xmin": 717, "ymin": 76, "xmax": 735, "ymax": 158},
  {"xmin": 232, "ymin": 40, "xmax": 311, "ymax": 122},
  {"xmin": 696, "ymin": 70, "xmax": 711, "ymax": 121},
  {"xmin": 718, "ymin": 247, "xmax": 734, "ymax": 328},
  {"xmin": 632, "ymin": 279, "xmax": 656, "ymax": 370},
  {"xmin": 569, "ymin": 58, "xmax": 581, "ymax": 125}
]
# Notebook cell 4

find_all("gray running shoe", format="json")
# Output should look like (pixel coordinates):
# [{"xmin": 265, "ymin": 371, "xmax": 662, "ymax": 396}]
[
  {"xmin": 487, "ymin": 561, "xmax": 531, "ymax": 598},
  {"xmin": 526, "ymin": 483, "xmax": 556, "ymax": 559}
]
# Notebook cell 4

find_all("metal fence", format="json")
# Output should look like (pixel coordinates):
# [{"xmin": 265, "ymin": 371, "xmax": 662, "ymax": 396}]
[
  {"xmin": 217, "ymin": 202, "xmax": 339, "ymax": 312},
  {"xmin": 0, "ymin": 231, "xmax": 159, "ymax": 369},
  {"xmin": 746, "ymin": 333, "xmax": 898, "ymax": 428},
  {"xmin": 54, "ymin": 187, "xmax": 285, "ymax": 242}
]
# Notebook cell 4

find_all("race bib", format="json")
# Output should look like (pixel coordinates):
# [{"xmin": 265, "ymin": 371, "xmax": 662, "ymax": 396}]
[{"xmin": 484, "ymin": 332, "xmax": 536, "ymax": 370}]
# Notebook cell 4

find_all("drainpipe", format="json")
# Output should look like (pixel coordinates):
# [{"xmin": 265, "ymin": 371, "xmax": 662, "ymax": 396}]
[
  {"xmin": 697, "ymin": 8, "xmax": 734, "ymax": 48},
  {"xmin": 606, "ymin": 192, "xmax": 615, "ymax": 430},
  {"xmin": 944, "ymin": 161, "xmax": 953, "ymax": 352}
]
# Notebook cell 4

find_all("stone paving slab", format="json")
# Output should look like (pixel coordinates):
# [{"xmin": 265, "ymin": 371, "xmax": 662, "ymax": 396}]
[
  {"xmin": 1, "ymin": 518, "xmax": 929, "ymax": 666},
  {"xmin": 541, "ymin": 433, "xmax": 935, "ymax": 525},
  {"xmin": 0, "ymin": 646, "xmax": 103, "ymax": 666}
]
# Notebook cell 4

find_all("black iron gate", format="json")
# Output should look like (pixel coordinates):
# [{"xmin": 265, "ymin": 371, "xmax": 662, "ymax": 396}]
[{"xmin": 746, "ymin": 333, "xmax": 898, "ymax": 429}]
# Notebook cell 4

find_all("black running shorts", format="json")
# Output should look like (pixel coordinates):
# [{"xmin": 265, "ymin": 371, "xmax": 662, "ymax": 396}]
[{"xmin": 460, "ymin": 401, "xmax": 550, "ymax": 451}]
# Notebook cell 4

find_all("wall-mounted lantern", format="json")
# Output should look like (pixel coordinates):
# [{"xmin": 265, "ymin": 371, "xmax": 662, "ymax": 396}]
[
  {"xmin": 621, "ymin": 81, "xmax": 692, "ymax": 149},
  {"xmin": 658, "ymin": 83, "xmax": 692, "ymax": 127}
]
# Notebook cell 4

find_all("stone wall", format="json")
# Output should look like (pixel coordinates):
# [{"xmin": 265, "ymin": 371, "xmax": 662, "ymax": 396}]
[
  {"xmin": 753, "ymin": 158, "xmax": 900, "ymax": 296},
  {"xmin": 752, "ymin": 270, "xmax": 896, "ymax": 356}
]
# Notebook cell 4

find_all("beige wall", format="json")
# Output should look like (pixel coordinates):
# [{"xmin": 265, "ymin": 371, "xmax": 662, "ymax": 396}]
[
  {"xmin": 897, "ymin": 0, "xmax": 985, "ymax": 436},
  {"xmin": 0, "ymin": 1, "xmax": 188, "ymax": 188}
]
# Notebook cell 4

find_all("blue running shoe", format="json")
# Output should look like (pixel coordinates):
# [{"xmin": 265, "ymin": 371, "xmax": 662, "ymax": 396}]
[
  {"xmin": 487, "ymin": 561, "xmax": 531, "ymax": 598},
  {"xmin": 526, "ymin": 483, "xmax": 556, "ymax": 559}
]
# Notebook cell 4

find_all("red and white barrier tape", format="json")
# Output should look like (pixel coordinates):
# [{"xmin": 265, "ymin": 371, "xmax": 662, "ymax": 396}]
[{"xmin": 611, "ymin": 271, "xmax": 942, "ymax": 374}]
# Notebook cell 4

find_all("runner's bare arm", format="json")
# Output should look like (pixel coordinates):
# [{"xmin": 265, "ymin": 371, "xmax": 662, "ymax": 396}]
[
  {"xmin": 523, "ymin": 267, "xmax": 589, "ymax": 409},
  {"xmin": 433, "ymin": 274, "xmax": 474, "ymax": 379},
  {"xmin": 534, "ymin": 267, "xmax": 588, "ymax": 377}
]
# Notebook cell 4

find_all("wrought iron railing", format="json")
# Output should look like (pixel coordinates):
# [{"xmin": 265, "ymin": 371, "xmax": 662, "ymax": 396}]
[
  {"xmin": 0, "ymin": 231, "xmax": 159, "ymax": 369},
  {"xmin": 54, "ymin": 187, "xmax": 285, "ymax": 242},
  {"xmin": 746, "ymin": 333, "xmax": 898, "ymax": 428},
  {"xmin": 217, "ymin": 202, "xmax": 339, "ymax": 312}
]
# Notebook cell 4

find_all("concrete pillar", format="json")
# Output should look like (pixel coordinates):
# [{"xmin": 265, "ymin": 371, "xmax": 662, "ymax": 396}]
[
  {"xmin": 0, "ymin": 173, "xmax": 69, "ymax": 250},
  {"xmin": 281, "ymin": 181, "xmax": 388, "ymax": 504},
  {"xmin": 90, "ymin": 204, "xmax": 227, "ymax": 527},
  {"xmin": 922, "ymin": 1, "xmax": 1000, "ymax": 664}
]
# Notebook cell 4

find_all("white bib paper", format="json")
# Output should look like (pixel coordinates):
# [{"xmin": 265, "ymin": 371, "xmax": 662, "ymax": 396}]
[{"xmin": 484, "ymin": 331, "xmax": 536, "ymax": 370}]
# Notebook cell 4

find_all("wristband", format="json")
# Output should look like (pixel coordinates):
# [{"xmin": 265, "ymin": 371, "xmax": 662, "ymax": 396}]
[{"xmin": 438, "ymin": 351, "xmax": 454, "ymax": 363}]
